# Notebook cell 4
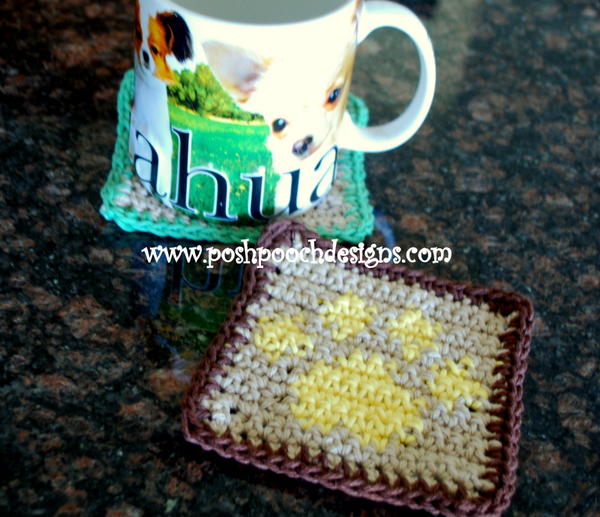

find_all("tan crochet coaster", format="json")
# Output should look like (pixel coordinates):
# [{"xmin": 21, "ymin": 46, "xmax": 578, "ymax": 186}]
[{"xmin": 182, "ymin": 220, "xmax": 533, "ymax": 517}]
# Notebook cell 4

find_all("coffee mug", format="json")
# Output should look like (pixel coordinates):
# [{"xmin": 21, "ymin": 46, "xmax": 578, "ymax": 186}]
[{"xmin": 130, "ymin": 0, "xmax": 435, "ymax": 222}]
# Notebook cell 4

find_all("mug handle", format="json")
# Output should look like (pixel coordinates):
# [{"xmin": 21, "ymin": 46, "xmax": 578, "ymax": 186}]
[{"xmin": 337, "ymin": 0, "xmax": 436, "ymax": 152}]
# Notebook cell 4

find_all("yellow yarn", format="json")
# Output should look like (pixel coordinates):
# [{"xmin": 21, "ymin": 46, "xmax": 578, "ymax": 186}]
[
  {"xmin": 254, "ymin": 313, "xmax": 313, "ymax": 363},
  {"xmin": 386, "ymin": 308, "xmax": 440, "ymax": 361},
  {"xmin": 320, "ymin": 292, "xmax": 377, "ymax": 341},
  {"xmin": 428, "ymin": 357, "xmax": 489, "ymax": 411},
  {"xmin": 290, "ymin": 349, "xmax": 424, "ymax": 451}
]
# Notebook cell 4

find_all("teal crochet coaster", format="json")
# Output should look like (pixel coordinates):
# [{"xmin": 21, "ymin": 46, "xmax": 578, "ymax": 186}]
[{"xmin": 100, "ymin": 70, "xmax": 374, "ymax": 244}]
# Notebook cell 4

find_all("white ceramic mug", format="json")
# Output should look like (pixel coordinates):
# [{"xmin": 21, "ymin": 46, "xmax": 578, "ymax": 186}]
[{"xmin": 130, "ymin": 0, "xmax": 435, "ymax": 222}]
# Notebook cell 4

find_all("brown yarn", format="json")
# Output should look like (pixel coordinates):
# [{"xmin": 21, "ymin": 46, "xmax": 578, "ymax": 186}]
[{"xmin": 182, "ymin": 220, "xmax": 533, "ymax": 517}]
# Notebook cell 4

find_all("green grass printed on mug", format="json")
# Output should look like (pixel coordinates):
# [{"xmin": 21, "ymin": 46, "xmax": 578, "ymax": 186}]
[
  {"xmin": 168, "ymin": 66, "xmax": 264, "ymax": 122},
  {"xmin": 166, "ymin": 65, "xmax": 280, "ymax": 219}
]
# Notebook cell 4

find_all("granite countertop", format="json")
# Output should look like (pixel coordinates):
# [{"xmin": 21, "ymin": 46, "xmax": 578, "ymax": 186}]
[{"xmin": 1, "ymin": 0, "xmax": 598, "ymax": 515}]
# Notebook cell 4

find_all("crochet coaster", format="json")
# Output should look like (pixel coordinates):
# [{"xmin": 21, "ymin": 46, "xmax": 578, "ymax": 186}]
[
  {"xmin": 182, "ymin": 220, "xmax": 533, "ymax": 517},
  {"xmin": 100, "ymin": 70, "xmax": 374, "ymax": 243}
]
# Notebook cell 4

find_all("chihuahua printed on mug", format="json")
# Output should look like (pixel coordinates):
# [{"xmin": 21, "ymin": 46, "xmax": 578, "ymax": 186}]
[
  {"xmin": 130, "ymin": 0, "xmax": 194, "ymax": 201},
  {"xmin": 202, "ymin": 34, "xmax": 356, "ymax": 173},
  {"xmin": 199, "ymin": 0, "xmax": 362, "ymax": 174}
]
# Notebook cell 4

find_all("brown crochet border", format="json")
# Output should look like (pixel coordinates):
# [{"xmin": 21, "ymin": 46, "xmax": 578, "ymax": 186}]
[{"xmin": 182, "ymin": 220, "xmax": 534, "ymax": 517}]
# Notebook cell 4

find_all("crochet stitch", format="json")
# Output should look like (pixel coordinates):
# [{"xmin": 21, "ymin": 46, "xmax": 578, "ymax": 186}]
[
  {"xmin": 182, "ymin": 220, "xmax": 533, "ymax": 517},
  {"xmin": 100, "ymin": 70, "xmax": 374, "ymax": 243}
]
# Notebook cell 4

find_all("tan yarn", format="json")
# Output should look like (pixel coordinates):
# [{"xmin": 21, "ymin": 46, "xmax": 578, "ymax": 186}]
[{"xmin": 202, "ymin": 253, "xmax": 516, "ymax": 498}]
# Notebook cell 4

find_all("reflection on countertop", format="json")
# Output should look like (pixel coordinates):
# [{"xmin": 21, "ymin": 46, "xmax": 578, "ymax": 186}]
[{"xmin": 1, "ymin": 0, "xmax": 598, "ymax": 516}]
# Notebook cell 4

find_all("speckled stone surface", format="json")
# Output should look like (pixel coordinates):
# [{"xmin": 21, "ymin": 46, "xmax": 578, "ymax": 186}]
[{"xmin": 1, "ymin": 0, "xmax": 598, "ymax": 516}]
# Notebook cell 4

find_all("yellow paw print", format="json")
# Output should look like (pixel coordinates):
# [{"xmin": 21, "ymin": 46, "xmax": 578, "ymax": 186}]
[
  {"xmin": 428, "ymin": 356, "xmax": 489, "ymax": 411},
  {"xmin": 254, "ymin": 313, "xmax": 313, "ymax": 363},
  {"xmin": 290, "ymin": 348, "xmax": 425, "ymax": 451},
  {"xmin": 251, "ymin": 290, "xmax": 491, "ymax": 452},
  {"xmin": 386, "ymin": 308, "xmax": 441, "ymax": 361},
  {"xmin": 320, "ymin": 292, "xmax": 377, "ymax": 341}
]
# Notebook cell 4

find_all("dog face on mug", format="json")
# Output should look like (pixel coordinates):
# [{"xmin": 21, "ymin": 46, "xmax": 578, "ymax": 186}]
[
  {"xmin": 134, "ymin": 0, "xmax": 193, "ymax": 84},
  {"xmin": 203, "ymin": 39, "xmax": 355, "ymax": 173}
]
